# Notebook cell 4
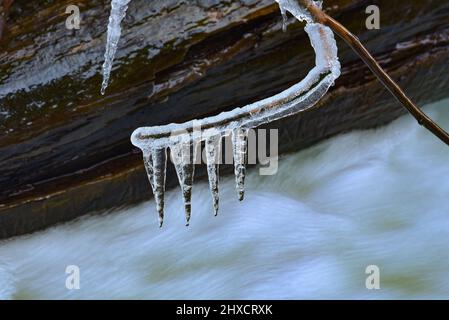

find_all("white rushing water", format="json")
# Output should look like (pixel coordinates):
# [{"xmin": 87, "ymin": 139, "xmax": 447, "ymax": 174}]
[{"xmin": 1, "ymin": 98, "xmax": 449, "ymax": 299}]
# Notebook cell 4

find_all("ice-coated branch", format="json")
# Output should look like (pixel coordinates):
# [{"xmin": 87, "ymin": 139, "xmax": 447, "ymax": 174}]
[
  {"xmin": 296, "ymin": 0, "xmax": 449, "ymax": 146},
  {"xmin": 131, "ymin": 0, "xmax": 341, "ymax": 226},
  {"xmin": 106, "ymin": 0, "xmax": 449, "ymax": 227}
]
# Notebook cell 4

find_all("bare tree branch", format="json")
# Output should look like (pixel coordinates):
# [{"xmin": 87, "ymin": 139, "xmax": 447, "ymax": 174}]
[{"xmin": 299, "ymin": 0, "xmax": 449, "ymax": 146}]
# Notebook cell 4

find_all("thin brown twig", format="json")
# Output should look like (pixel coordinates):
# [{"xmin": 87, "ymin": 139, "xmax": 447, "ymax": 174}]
[{"xmin": 299, "ymin": 0, "xmax": 449, "ymax": 146}]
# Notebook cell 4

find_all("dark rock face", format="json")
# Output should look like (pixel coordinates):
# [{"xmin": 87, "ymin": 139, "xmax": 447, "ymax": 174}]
[{"xmin": 1, "ymin": 0, "xmax": 449, "ymax": 238}]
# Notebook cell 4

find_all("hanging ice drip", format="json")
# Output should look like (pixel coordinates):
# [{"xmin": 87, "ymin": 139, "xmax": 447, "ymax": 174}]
[
  {"xmin": 103, "ymin": 0, "xmax": 341, "ymax": 226},
  {"xmin": 101, "ymin": 0, "xmax": 131, "ymax": 95}
]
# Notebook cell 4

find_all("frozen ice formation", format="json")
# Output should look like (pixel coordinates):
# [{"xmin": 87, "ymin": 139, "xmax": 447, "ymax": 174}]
[
  {"xmin": 171, "ymin": 137, "xmax": 195, "ymax": 226},
  {"xmin": 232, "ymin": 128, "xmax": 249, "ymax": 202},
  {"xmin": 126, "ymin": 0, "xmax": 340, "ymax": 226},
  {"xmin": 276, "ymin": 0, "xmax": 323, "ymax": 26},
  {"xmin": 205, "ymin": 134, "xmax": 221, "ymax": 216},
  {"xmin": 101, "ymin": 0, "xmax": 131, "ymax": 95}
]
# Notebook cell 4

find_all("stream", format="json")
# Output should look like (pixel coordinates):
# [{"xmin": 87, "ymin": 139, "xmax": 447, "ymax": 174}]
[{"xmin": 1, "ymin": 98, "xmax": 449, "ymax": 299}]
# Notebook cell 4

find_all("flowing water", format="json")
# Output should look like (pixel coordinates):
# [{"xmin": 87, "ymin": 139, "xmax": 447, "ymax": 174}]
[{"xmin": 1, "ymin": 99, "xmax": 449, "ymax": 300}]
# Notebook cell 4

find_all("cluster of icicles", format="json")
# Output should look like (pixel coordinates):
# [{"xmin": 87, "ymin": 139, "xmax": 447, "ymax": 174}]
[
  {"xmin": 131, "ymin": 128, "xmax": 248, "ymax": 227},
  {"xmin": 101, "ymin": 0, "xmax": 341, "ymax": 226}
]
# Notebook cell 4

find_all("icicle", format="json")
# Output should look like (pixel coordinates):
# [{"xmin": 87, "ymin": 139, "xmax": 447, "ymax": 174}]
[
  {"xmin": 280, "ymin": 6, "xmax": 288, "ymax": 32},
  {"xmin": 101, "ymin": 0, "xmax": 131, "ymax": 95},
  {"xmin": 232, "ymin": 128, "xmax": 249, "ymax": 201},
  {"xmin": 142, "ymin": 147, "xmax": 167, "ymax": 227},
  {"xmin": 142, "ymin": 152, "xmax": 154, "ymax": 190},
  {"xmin": 205, "ymin": 134, "xmax": 222, "ymax": 216},
  {"xmin": 171, "ymin": 140, "xmax": 195, "ymax": 226}
]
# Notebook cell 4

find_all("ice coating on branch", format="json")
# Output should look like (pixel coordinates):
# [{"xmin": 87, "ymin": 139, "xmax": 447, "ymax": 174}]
[
  {"xmin": 130, "ymin": 0, "xmax": 341, "ymax": 226},
  {"xmin": 101, "ymin": 0, "xmax": 131, "ymax": 95},
  {"xmin": 275, "ymin": 0, "xmax": 323, "ymax": 24}
]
